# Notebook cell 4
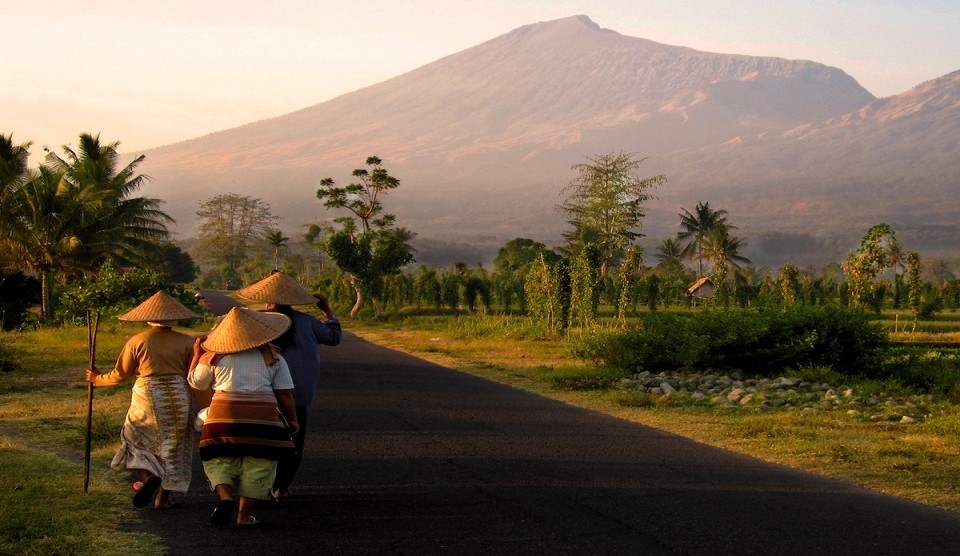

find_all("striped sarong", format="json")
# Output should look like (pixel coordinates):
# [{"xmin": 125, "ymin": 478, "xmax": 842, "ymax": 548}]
[
  {"xmin": 199, "ymin": 391, "xmax": 294, "ymax": 461},
  {"xmin": 110, "ymin": 374, "xmax": 193, "ymax": 493}
]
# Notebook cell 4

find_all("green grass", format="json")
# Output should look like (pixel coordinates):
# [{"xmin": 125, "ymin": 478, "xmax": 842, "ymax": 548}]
[{"xmin": 0, "ymin": 323, "xmax": 206, "ymax": 555}]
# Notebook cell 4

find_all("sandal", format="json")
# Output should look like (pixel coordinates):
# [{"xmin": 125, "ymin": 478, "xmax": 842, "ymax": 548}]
[
  {"xmin": 237, "ymin": 516, "xmax": 258, "ymax": 527},
  {"xmin": 210, "ymin": 499, "xmax": 235, "ymax": 527},
  {"xmin": 132, "ymin": 476, "xmax": 161, "ymax": 508},
  {"xmin": 154, "ymin": 501, "xmax": 180, "ymax": 510}
]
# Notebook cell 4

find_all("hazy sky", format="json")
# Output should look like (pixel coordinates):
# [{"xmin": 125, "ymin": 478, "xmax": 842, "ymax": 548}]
[{"xmin": 4, "ymin": 0, "xmax": 958, "ymax": 164}]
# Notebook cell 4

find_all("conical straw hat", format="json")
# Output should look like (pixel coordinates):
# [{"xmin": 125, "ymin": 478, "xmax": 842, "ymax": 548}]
[
  {"xmin": 237, "ymin": 272, "xmax": 317, "ymax": 305},
  {"xmin": 201, "ymin": 307, "xmax": 291, "ymax": 354},
  {"xmin": 118, "ymin": 290, "xmax": 200, "ymax": 322}
]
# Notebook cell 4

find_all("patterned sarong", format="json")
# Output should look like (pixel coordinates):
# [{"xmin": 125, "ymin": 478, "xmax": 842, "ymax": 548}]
[
  {"xmin": 110, "ymin": 375, "xmax": 193, "ymax": 493},
  {"xmin": 199, "ymin": 391, "xmax": 294, "ymax": 461}
]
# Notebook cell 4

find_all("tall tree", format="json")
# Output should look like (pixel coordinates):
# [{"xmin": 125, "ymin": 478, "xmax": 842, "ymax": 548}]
[
  {"xmin": 317, "ymin": 156, "xmax": 414, "ymax": 317},
  {"xmin": 194, "ymin": 193, "xmax": 276, "ymax": 288},
  {"xmin": 842, "ymin": 223, "xmax": 899, "ymax": 311},
  {"xmin": 316, "ymin": 156, "xmax": 399, "ymax": 233},
  {"xmin": 3, "ymin": 134, "xmax": 171, "ymax": 317},
  {"xmin": 677, "ymin": 201, "xmax": 730, "ymax": 277},
  {"xmin": 906, "ymin": 251, "xmax": 923, "ymax": 319},
  {"xmin": 0, "ymin": 134, "xmax": 32, "ymax": 269},
  {"xmin": 558, "ymin": 152, "xmax": 665, "ymax": 276},
  {"xmin": 45, "ymin": 133, "xmax": 171, "ymax": 268},
  {"xmin": 266, "ymin": 229, "xmax": 289, "ymax": 270},
  {"xmin": 654, "ymin": 238, "xmax": 686, "ymax": 274}
]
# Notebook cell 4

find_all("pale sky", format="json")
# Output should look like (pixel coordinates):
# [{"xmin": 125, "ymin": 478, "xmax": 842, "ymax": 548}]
[{"xmin": 4, "ymin": 0, "xmax": 958, "ymax": 165}]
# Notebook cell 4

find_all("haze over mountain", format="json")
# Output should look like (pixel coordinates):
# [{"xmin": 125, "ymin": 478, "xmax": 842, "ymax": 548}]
[{"xmin": 137, "ymin": 15, "xmax": 959, "ymax": 268}]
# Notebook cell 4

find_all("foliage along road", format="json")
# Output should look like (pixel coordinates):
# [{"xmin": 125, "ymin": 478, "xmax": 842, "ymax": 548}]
[{"xmin": 129, "ymin": 331, "xmax": 960, "ymax": 555}]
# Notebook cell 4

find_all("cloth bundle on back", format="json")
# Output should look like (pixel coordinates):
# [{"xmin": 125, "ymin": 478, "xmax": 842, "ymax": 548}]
[
  {"xmin": 85, "ymin": 290, "xmax": 199, "ymax": 510},
  {"xmin": 236, "ymin": 271, "xmax": 341, "ymax": 500}
]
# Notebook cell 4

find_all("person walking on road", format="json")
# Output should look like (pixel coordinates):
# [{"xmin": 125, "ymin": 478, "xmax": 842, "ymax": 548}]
[
  {"xmin": 237, "ymin": 271, "xmax": 341, "ymax": 500},
  {"xmin": 188, "ymin": 307, "xmax": 300, "ymax": 527},
  {"xmin": 85, "ymin": 290, "xmax": 199, "ymax": 510}
]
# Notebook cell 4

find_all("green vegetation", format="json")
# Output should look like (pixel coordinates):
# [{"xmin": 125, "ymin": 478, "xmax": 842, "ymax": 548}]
[
  {"xmin": 3, "ymin": 133, "xmax": 960, "ymax": 551},
  {"xmin": 0, "ymin": 325, "xmax": 167, "ymax": 555}
]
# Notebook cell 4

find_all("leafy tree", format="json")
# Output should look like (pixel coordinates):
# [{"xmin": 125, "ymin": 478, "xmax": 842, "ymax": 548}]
[
  {"xmin": 842, "ymin": 223, "xmax": 899, "ymax": 311},
  {"xmin": 525, "ymin": 253, "xmax": 562, "ymax": 332},
  {"xmin": 558, "ymin": 152, "xmax": 664, "ymax": 276},
  {"xmin": 493, "ymin": 238, "xmax": 559, "ymax": 312},
  {"xmin": 317, "ymin": 157, "xmax": 414, "ymax": 317},
  {"xmin": 54, "ymin": 260, "xmax": 198, "ymax": 324},
  {"xmin": 616, "ymin": 246, "xmax": 643, "ymax": 322},
  {"xmin": 413, "ymin": 265, "xmax": 442, "ymax": 310},
  {"xmin": 569, "ymin": 244, "xmax": 602, "ymax": 329},
  {"xmin": 316, "ymin": 156, "xmax": 399, "ymax": 232},
  {"xmin": 677, "ymin": 201, "xmax": 730, "ymax": 277},
  {"xmin": 777, "ymin": 264, "xmax": 802, "ymax": 306},
  {"xmin": 158, "ymin": 242, "xmax": 197, "ymax": 284},
  {"xmin": 304, "ymin": 223, "xmax": 333, "ymax": 278},
  {"xmin": 194, "ymin": 193, "xmax": 276, "ymax": 288}
]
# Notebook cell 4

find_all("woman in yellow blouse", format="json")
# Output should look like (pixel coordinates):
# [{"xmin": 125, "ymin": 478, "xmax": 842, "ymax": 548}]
[{"xmin": 86, "ymin": 290, "xmax": 199, "ymax": 509}]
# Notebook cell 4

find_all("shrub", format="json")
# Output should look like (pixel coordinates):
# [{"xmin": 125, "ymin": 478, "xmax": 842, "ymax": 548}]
[
  {"xmin": 576, "ymin": 306, "xmax": 889, "ymax": 378},
  {"xmin": 53, "ymin": 261, "xmax": 200, "ymax": 324}
]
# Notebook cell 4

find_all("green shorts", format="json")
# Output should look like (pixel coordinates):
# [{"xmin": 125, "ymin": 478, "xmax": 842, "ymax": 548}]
[{"xmin": 202, "ymin": 456, "xmax": 278, "ymax": 500}]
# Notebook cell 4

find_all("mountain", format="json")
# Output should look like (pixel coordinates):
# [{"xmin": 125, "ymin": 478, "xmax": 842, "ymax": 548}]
[{"xmin": 137, "ymin": 15, "xmax": 958, "ymax": 268}]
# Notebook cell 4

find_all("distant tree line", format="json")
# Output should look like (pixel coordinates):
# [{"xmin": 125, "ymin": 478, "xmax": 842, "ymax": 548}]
[{"xmin": 2, "ymin": 134, "xmax": 956, "ymax": 332}]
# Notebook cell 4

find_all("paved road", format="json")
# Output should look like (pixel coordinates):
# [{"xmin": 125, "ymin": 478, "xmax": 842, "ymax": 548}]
[
  {"xmin": 196, "ymin": 289, "xmax": 244, "ymax": 317},
  {"xmin": 130, "ymin": 332, "xmax": 960, "ymax": 555}
]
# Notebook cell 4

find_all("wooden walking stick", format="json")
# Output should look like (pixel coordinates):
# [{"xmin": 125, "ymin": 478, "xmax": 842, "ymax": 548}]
[{"xmin": 83, "ymin": 308, "xmax": 101, "ymax": 493}]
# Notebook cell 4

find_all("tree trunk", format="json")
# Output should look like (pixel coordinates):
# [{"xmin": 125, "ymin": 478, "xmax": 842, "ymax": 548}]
[
  {"xmin": 40, "ymin": 268, "xmax": 53, "ymax": 318},
  {"xmin": 349, "ymin": 284, "xmax": 364, "ymax": 319}
]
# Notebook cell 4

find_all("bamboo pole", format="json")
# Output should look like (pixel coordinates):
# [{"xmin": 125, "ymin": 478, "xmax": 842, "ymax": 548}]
[{"xmin": 83, "ymin": 309, "xmax": 100, "ymax": 493}]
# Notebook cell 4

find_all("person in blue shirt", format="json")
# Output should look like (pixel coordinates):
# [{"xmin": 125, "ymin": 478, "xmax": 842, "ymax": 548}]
[{"xmin": 237, "ymin": 271, "xmax": 341, "ymax": 499}]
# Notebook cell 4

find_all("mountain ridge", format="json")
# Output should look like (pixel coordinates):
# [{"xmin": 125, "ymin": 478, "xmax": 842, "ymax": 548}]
[{"xmin": 135, "ymin": 15, "xmax": 958, "ymax": 268}]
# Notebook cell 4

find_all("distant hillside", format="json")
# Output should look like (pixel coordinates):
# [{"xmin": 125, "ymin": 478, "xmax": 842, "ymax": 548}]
[{"xmin": 136, "ymin": 15, "xmax": 958, "ymax": 269}]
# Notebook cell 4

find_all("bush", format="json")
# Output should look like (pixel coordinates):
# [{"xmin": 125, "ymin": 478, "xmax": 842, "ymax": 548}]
[
  {"xmin": 576, "ymin": 306, "xmax": 889, "ymax": 378},
  {"xmin": 53, "ymin": 261, "xmax": 200, "ymax": 324}
]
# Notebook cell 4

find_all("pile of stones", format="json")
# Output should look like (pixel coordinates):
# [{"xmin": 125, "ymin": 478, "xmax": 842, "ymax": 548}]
[{"xmin": 618, "ymin": 370, "xmax": 934, "ymax": 423}]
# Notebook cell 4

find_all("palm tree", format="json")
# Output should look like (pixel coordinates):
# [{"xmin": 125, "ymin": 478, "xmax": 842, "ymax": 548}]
[
  {"xmin": 702, "ymin": 224, "xmax": 751, "ymax": 272},
  {"xmin": 0, "ymin": 134, "xmax": 32, "ymax": 269},
  {"xmin": 654, "ymin": 238, "xmax": 685, "ymax": 273},
  {"xmin": 701, "ymin": 223, "xmax": 750, "ymax": 306},
  {"xmin": 4, "ymin": 134, "xmax": 172, "ymax": 317},
  {"xmin": 46, "ymin": 133, "xmax": 171, "ymax": 269},
  {"xmin": 4, "ymin": 166, "xmax": 85, "ymax": 316},
  {"xmin": 677, "ymin": 201, "xmax": 731, "ymax": 277},
  {"xmin": 266, "ymin": 229, "xmax": 289, "ymax": 270}
]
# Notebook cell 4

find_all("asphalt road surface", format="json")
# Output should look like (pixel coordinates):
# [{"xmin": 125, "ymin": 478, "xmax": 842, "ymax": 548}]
[{"xmin": 128, "ymin": 331, "xmax": 960, "ymax": 555}]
